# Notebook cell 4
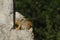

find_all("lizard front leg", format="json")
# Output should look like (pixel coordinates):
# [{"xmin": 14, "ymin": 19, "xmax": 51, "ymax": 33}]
[{"xmin": 15, "ymin": 19, "xmax": 22, "ymax": 30}]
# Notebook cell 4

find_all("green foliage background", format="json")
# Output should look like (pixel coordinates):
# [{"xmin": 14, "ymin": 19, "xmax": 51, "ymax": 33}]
[{"xmin": 15, "ymin": 0, "xmax": 60, "ymax": 40}]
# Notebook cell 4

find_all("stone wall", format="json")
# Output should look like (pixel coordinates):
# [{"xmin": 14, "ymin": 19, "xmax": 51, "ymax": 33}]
[{"xmin": 0, "ymin": 0, "xmax": 34, "ymax": 40}]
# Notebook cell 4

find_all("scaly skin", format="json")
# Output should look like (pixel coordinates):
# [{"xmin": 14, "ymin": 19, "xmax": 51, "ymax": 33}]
[
  {"xmin": 15, "ymin": 18, "xmax": 33, "ymax": 30},
  {"xmin": 15, "ymin": 19, "xmax": 22, "ymax": 30}
]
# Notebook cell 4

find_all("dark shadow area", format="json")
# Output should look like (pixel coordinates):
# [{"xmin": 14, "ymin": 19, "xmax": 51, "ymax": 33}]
[{"xmin": 15, "ymin": 0, "xmax": 60, "ymax": 40}]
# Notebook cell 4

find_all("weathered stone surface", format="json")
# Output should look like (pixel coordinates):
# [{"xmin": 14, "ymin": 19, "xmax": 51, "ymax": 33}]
[
  {"xmin": 0, "ymin": 0, "xmax": 34, "ymax": 40},
  {"xmin": 0, "ymin": 11, "xmax": 34, "ymax": 40},
  {"xmin": 0, "ymin": 26, "xmax": 34, "ymax": 40}
]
